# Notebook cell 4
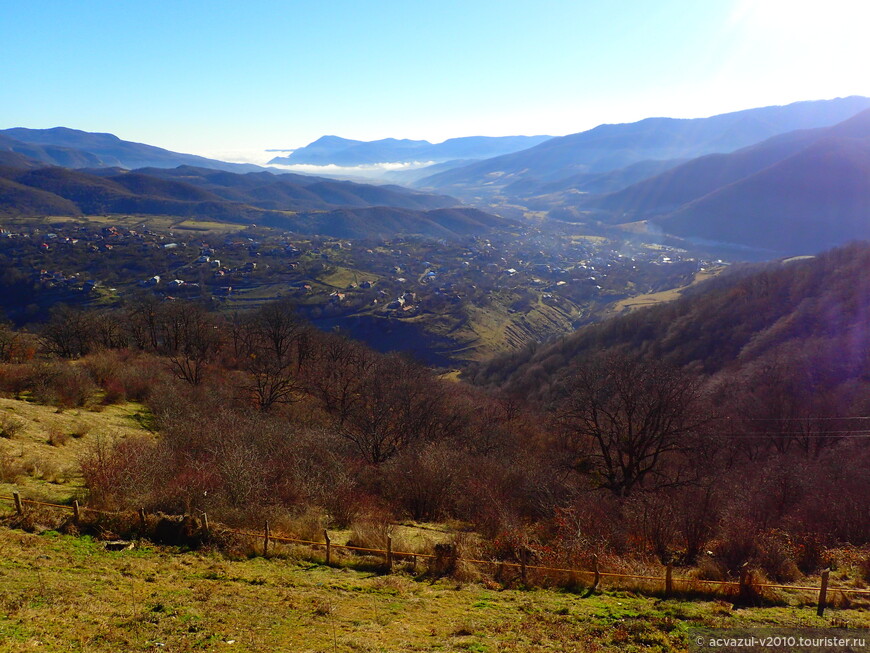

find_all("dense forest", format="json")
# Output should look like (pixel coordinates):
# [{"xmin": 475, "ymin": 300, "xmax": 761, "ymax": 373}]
[{"xmin": 1, "ymin": 243, "xmax": 869, "ymax": 584}]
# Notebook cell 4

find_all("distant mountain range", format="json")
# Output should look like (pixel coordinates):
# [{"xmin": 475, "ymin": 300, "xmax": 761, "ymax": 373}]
[
  {"xmin": 0, "ymin": 127, "xmax": 263, "ymax": 173},
  {"xmin": 268, "ymin": 134, "xmax": 553, "ymax": 166},
  {"xmin": 417, "ymin": 96, "xmax": 870, "ymax": 197},
  {"xmin": 0, "ymin": 154, "xmax": 510, "ymax": 239}
]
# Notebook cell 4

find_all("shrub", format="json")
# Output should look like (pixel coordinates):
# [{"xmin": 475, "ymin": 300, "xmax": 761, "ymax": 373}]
[
  {"xmin": 30, "ymin": 363, "xmax": 96, "ymax": 408},
  {"xmin": 47, "ymin": 428, "xmax": 70, "ymax": 447},
  {"xmin": 0, "ymin": 414, "xmax": 23, "ymax": 439},
  {"xmin": 0, "ymin": 453, "xmax": 25, "ymax": 483},
  {"xmin": 347, "ymin": 510, "xmax": 394, "ymax": 552},
  {"xmin": 756, "ymin": 531, "xmax": 802, "ymax": 582}
]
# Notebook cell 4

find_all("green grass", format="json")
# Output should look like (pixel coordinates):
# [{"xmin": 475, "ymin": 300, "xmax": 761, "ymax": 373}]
[{"xmin": 1, "ymin": 526, "xmax": 867, "ymax": 652}]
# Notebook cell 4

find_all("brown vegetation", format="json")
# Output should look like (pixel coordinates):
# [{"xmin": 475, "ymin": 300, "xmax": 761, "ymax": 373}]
[{"xmin": 1, "ymin": 245, "xmax": 869, "ymax": 586}]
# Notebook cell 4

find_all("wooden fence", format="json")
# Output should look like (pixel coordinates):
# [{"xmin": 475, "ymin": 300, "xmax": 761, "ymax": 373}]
[{"xmin": 2, "ymin": 491, "xmax": 869, "ymax": 616}]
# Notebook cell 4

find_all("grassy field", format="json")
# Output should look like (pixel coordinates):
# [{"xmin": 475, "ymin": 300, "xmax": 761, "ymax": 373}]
[
  {"xmin": 7, "ymin": 214, "xmax": 250, "ymax": 234},
  {"xmin": 2, "ymin": 525, "xmax": 868, "ymax": 653},
  {"xmin": 0, "ymin": 397, "xmax": 154, "ymax": 504},
  {"xmin": 609, "ymin": 266, "xmax": 726, "ymax": 315}
]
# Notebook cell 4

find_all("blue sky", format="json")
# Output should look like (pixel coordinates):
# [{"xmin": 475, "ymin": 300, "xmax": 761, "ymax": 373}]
[{"xmin": 2, "ymin": 0, "xmax": 869, "ymax": 159}]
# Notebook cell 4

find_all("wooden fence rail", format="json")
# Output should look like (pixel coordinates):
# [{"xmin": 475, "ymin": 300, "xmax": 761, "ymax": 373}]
[{"xmin": 2, "ymin": 493, "xmax": 868, "ymax": 615}]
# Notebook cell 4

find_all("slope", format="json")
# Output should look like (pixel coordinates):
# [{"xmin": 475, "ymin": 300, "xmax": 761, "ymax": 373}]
[
  {"xmin": 655, "ymin": 135, "xmax": 870, "ymax": 254},
  {"xmin": 469, "ymin": 243, "xmax": 870, "ymax": 399}
]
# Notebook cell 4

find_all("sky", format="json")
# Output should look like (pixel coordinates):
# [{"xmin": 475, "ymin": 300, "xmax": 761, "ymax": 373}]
[{"xmin": 2, "ymin": 0, "xmax": 870, "ymax": 161}]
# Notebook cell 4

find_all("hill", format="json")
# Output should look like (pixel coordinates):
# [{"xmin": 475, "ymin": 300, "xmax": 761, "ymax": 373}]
[
  {"xmin": 586, "ymin": 128, "xmax": 825, "ymax": 220},
  {"xmin": 0, "ymin": 163, "xmax": 511, "ymax": 239},
  {"xmin": 468, "ymin": 243, "xmax": 870, "ymax": 400},
  {"xmin": 418, "ymin": 96, "xmax": 870, "ymax": 198},
  {"xmin": 269, "ymin": 134, "xmax": 553, "ymax": 166},
  {"xmin": 656, "ymin": 136, "xmax": 870, "ymax": 254},
  {"xmin": 1, "ymin": 127, "xmax": 263, "ymax": 173}
]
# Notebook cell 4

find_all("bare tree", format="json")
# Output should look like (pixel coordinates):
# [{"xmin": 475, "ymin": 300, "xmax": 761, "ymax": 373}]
[
  {"xmin": 153, "ymin": 302, "xmax": 221, "ymax": 385},
  {"xmin": 338, "ymin": 354, "xmax": 458, "ymax": 464},
  {"xmin": 39, "ymin": 306, "xmax": 95, "ymax": 358},
  {"xmin": 554, "ymin": 353, "xmax": 706, "ymax": 496},
  {"xmin": 303, "ymin": 332, "xmax": 376, "ymax": 424},
  {"xmin": 236, "ymin": 300, "xmax": 310, "ymax": 410}
]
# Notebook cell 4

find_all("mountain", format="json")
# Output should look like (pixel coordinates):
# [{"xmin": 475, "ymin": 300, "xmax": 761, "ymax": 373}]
[
  {"xmin": 133, "ymin": 166, "xmax": 459, "ymax": 211},
  {"xmin": 655, "ymin": 135, "xmax": 870, "ymax": 254},
  {"xmin": 469, "ymin": 243, "xmax": 870, "ymax": 402},
  {"xmin": 578, "ymin": 108, "xmax": 870, "ymax": 254},
  {"xmin": 268, "ymin": 134, "xmax": 553, "ymax": 166},
  {"xmin": 0, "ymin": 133, "xmax": 104, "ymax": 168},
  {"xmin": 0, "ymin": 162, "xmax": 511, "ymax": 239},
  {"xmin": 418, "ymin": 96, "xmax": 870, "ymax": 197},
  {"xmin": 0, "ymin": 127, "xmax": 263, "ymax": 173},
  {"xmin": 585, "ymin": 128, "xmax": 825, "ymax": 221}
]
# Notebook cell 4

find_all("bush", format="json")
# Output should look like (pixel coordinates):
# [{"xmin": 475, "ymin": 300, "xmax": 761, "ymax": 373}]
[
  {"xmin": 756, "ymin": 531, "xmax": 802, "ymax": 582},
  {"xmin": 0, "ymin": 414, "xmax": 23, "ymax": 439},
  {"xmin": 30, "ymin": 363, "xmax": 96, "ymax": 408},
  {"xmin": 47, "ymin": 428, "xmax": 70, "ymax": 447}
]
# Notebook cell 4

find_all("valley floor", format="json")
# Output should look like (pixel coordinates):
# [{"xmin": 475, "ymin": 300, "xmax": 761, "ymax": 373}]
[{"xmin": 1, "ymin": 527, "xmax": 868, "ymax": 653}]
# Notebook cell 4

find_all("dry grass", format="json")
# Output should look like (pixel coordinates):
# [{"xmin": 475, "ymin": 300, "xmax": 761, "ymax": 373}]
[
  {"xmin": 1, "ymin": 525, "xmax": 868, "ymax": 653},
  {"xmin": 0, "ymin": 396, "xmax": 154, "ymax": 504}
]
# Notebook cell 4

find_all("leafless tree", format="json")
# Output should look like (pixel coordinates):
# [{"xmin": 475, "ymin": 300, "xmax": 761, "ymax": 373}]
[
  {"xmin": 153, "ymin": 302, "xmax": 221, "ymax": 385},
  {"xmin": 338, "ymin": 354, "xmax": 458, "ymax": 464},
  {"xmin": 554, "ymin": 353, "xmax": 706, "ymax": 496},
  {"xmin": 236, "ymin": 300, "xmax": 310, "ymax": 410}
]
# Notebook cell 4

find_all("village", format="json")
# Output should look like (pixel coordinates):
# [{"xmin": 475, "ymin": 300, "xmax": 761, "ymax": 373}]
[{"xmin": 0, "ymin": 219, "xmax": 718, "ymax": 361}]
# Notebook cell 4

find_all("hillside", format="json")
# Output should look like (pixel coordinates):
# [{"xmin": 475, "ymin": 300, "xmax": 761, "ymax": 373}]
[
  {"xmin": 269, "ymin": 134, "xmax": 553, "ymax": 166},
  {"xmin": 0, "ymin": 162, "xmax": 513, "ymax": 239},
  {"xmin": 656, "ymin": 136, "xmax": 870, "ymax": 254},
  {"xmin": 468, "ymin": 243, "xmax": 870, "ymax": 400},
  {"xmin": 418, "ymin": 96, "xmax": 870, "ymax": 198},
  {"xmin": 0, "ymin": 127, "xmax": 263, "ymax": 173},
  {"xmin": 586, "ymin": 128, "xmax": 825, "ymax": 220},
  {"xmin": 0, "ymin": 134, "xmax": 104, "ymax": 168}
]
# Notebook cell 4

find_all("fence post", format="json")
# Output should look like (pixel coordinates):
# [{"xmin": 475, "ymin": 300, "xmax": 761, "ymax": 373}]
[
  {"xmin": 263, "ymin": 520, "xmax": 270, "ymax": 557},
  {"xmin": 386, "ymin": 535, "xmax": 393, "ymax": 572},
  {"xmin": 665, "ymin": 563, "xmax": 673, "ymax": 596},
  {"xmin": 202, "ymin": 512, "xmax": 209, "ymax": 538},
  {"xmin": 324, "ymin": 529, "xmax": 331, "ymax": 566},
  {"xmin": 592, "ymin": 554, "xmax": 601, "ymax": 590},
  {"xmin": 138, "ymin": 508, "xmax": 146, "ymax": 531},
  {"xmin": 817, "ymin": 569, "xmax": 830, "ymax": 617},
  {"xmin": 520, "ymin": 547, "xmax": 528, "ymax": 585},
  {"xmin": 13, "ymin": 491, "xmax": 22, "ymax": 515},
  {"xmin": 72, "ymin": 500, "xmax": 80, "ymax": 525}
]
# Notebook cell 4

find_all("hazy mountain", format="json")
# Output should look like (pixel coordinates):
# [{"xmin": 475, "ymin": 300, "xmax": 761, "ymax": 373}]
[
  {"xmin": 567, "ymin": 108, "xmax": 870, "ymax": 254},
  {"xmin": 507, "ymin": 159, "xmax": 686, "ymax": 199},
  {"xmin": 1, "ymin": 127, "xmax": 264, "ymax": 173},
  {"xmin": 418, "ymin": 96, "xmax": 870, "ymax": 197},
  {"xmin": 134, "ymin": 166, "xmax": 459, "ymax": 211},
  {"xmin": 656, "ymin": 133, "xmax": 870, "ymax": 254},
  {"xmin": 588, "ymin": 128, "xmax": 827, "ymax": 220},
  {"xmin": 268, "ymin": 134, "xmax": 553, "ymax": 166},
  {"xmin": 267, "ymin": 206, "xmax": 512, "ymax": 240},
  {"xmin": 0, "ymin": 133, "xmax": 104, "ymax": 168}
]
